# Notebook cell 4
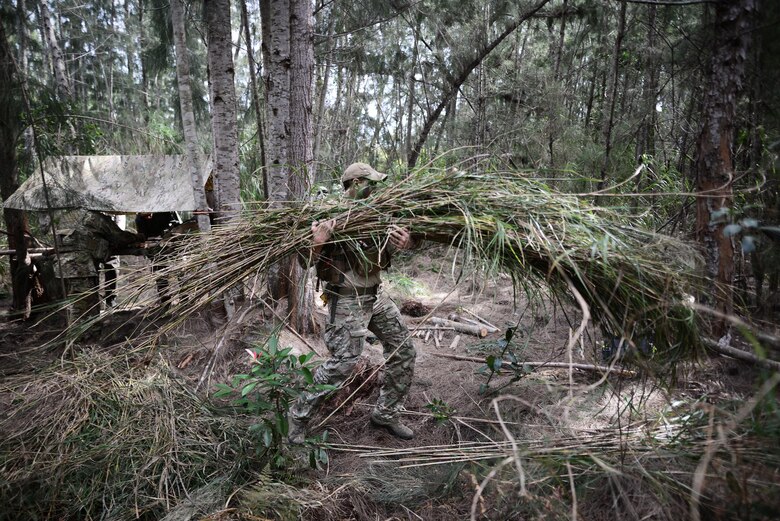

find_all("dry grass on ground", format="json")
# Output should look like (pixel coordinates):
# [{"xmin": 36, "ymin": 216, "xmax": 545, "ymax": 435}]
[{"xmin": 0, "ymin": 247, "xmax": 778, "ymax": 520}]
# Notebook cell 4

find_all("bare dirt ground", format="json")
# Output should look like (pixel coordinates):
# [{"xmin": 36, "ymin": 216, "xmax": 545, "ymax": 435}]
[{"xmin": 0, "ymin": 245, "xmax": 775, "ymax": 520}]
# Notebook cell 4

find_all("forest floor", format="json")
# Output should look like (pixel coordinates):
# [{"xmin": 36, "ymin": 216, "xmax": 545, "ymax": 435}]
[{"xmin": 0, "ymin": 246, "xmax": 778, "ymax": 520}]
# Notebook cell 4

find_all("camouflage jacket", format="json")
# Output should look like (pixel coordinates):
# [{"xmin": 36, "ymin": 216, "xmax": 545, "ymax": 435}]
[{"xmin": 53, "ymin": 209, "xmax": 141, "ymax": 278}]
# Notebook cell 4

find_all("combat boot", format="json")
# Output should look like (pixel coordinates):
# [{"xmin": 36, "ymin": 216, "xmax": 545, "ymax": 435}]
[
  {"xmin": 370, "ymin": 410, "xmax": 414, "ymax": 440},
  {"xmin": 287, "ymin": 415, "xmax": 308, "ymax": 445}
]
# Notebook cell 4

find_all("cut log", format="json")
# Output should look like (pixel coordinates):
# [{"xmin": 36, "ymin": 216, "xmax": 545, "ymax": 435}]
[
  {"xmin": 449, "ymin": 334, "xmax": 461, "ymax": 350},
  {"xmin": 428, "ymin": 317, "xmax": 488, "ymax": 337}
]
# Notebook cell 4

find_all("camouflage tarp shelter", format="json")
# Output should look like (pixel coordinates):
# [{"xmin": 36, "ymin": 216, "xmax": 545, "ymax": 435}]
[{"xmin": 3, "ymin": 155, "xmax": 211, "ymax": 213}]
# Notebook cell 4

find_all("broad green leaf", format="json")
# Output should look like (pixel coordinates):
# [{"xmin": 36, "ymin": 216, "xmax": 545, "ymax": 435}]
[{"xmin": 241, "ymin": 382, "xmax": 258, "ymax": 396}]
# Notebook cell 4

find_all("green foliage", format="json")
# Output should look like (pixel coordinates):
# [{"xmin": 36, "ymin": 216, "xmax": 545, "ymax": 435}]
[
  {"xmin": 477, "ymin": 326, "xmax": 533, "ymax": 395},
  {"xmin": 214, "ymin": 334, "xmax": 333, "ymax": 470},
  {"xmin": 21, "ymin": 91, "xmax": 101, "ymax": 159},
  {"xmin": 385, "ymin": 270, "xmax": 427, "ymax": 296},
  {"xmin": 425, "ymin": 397, "xmax": 457, "ymax": 424}
]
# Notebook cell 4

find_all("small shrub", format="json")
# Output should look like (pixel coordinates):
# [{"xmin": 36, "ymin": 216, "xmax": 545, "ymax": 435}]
[{"xmin": 214, "ymin": 334, "xmax": 333, "ymax": 470}]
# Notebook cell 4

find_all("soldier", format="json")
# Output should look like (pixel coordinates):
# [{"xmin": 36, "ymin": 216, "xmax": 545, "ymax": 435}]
[
  {"xmin": 288, "ymin": 163, "xmax": 420, "ymax": 443},
  {"xmin": 52, "ymin": 209, "xmax": 144, "ymax": 324}
]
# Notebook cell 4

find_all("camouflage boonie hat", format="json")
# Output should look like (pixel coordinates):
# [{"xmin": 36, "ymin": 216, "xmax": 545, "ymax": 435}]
[{"xmin": 341, "ymin": 162, "xmax": 387, "ymax": 187}]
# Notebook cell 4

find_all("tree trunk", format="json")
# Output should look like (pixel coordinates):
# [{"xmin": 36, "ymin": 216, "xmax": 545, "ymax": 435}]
[
  {"xmin": 694, "ymin": 0, "xmax": 756, "ymax": 337},
  {"xmin": 0, "ymin": 19, "xmax": 32, "ymax": 318},
  {"xmin": 264, "ymin": 0, "xmax": 291, "ymax": 203},
  {"xmin": 205, "ymin": 0, "xmax": 240, "ymax": 222},
  {"xmin": 170, "ymin": 0, "xmax": 211, "ymax": 232},
  {"xmin": 286, "ymin": 0, "xmax": 315, "ymax": 334},
  {"xmin": 240, "ymin": 0, "xmax": 267, "ymax": 198},
  {"xmin": 312, "ymin": 6, "xmax": 334, "ymax": 180},
  {"xmin": 39, "ymin": 1, "xmax": 71, "ymax": 101},
  {"xmin": 405, "ymin": 18, "xmax": 421, "ymax": 163}
]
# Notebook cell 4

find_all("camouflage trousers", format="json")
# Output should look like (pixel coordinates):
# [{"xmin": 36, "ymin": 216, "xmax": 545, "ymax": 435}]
[
  {"xmin": 291, "ymin": 290, "xmax": 416, "ymax": 423},
  {"xmin": 60, "ymin": 276, "xmax": 100, "ymax": 324}
]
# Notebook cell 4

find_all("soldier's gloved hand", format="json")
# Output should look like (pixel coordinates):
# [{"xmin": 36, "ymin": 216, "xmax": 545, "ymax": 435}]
[
  {"xmin": 388, "ymin": 225, "xmax": 414, "ymax": 250},
  {"xmin": 312, "ymin": 219, "xmax": 336, "ymax": 247}
]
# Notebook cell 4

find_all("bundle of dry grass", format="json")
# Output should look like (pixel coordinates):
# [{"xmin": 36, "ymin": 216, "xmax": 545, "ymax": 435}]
[
  {"xmin": 121, "ymin": 167, "xmax": 702, "ymax": 362},
  {"xmin": 0, "ymin": 349, "xmax": 255, "ymax": 520}
]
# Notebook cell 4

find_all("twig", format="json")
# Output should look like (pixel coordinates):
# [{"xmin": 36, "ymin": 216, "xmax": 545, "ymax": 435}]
[
  {"xmin": 430, "ymin": 352, "xmax": 637, "ymax": 377},
  {"xmin": 462, "ymin": 308, "xmax": 500, "ymax": 332}
]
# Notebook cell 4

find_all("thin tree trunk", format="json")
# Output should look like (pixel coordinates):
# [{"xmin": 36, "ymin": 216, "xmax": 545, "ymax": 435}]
[
  {"xmin": 312, "ymin": 7, "xmax": 334, "ymax": 177},
  {"xmin": 139, "ymin": 0, "xmax": 149, "ymax": 112},
  {"xmin": 694, "ymin": 0, "xmax": 756, "ymax": 337},
  {"xmin": 39, "ymin": 1, "xmax": 71, "ymax": 100},
  {"xmin": 264, "ymin": 0, "xmax": 291, "ymax": 203},
  {"xmin": 171, "ymin": 0, "xmax": 211, "ymax": 232},
  {"xmin": 405, "ymin": 18, "xmax": 420, "ymax": 163},
  {"xmin": 596, "ymin": 0, "xmax": 627, "ymax": 196},
  {"xmin": 633, "ymin": 4, "xmax": 659, "ymax": 211},
  {"xmin": 240, "ymin": 0, "xmax": 267, "ymax": 198},
  {"xmin": 408, "ymin": 0, "xmax": 551, "ymax": 169}
]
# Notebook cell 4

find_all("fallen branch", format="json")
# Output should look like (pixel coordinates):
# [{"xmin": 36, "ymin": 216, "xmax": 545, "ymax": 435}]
[
  {"xmin": 462, "ymin": 308, "xmax": 501, "ymax": 332},
  {"xmin": 427, "ymin": 317, "xmax": 488, "ymax": 337},
  {"xmin": 703, "ymin": 337, "xmax": 780, "ymax": 372},
  {"xmin": 431, "ymin": 352, "xmax": 636, "ymax": 376}
]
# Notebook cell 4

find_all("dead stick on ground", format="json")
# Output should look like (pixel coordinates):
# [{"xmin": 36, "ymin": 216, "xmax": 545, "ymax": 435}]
[
  {"xmin": 431, "ymin": 352, "xmax": 636, "ymax": 377},
  {"xmin": 462, "ymin": 308, "xmax": 500, "ymax": 332},
  {"xmin": 703, "ymin": 337, "xmax": 780, "ymax": 372}
]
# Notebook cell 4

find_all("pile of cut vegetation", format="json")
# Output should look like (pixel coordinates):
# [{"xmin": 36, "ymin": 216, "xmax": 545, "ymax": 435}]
[
  {"xmin": 127, "ymin": 167, "xmax": 702, "ymax": 364},
  {"xmin": 0, "ymin": 348, "xmax": 256, "ymax": 520}
]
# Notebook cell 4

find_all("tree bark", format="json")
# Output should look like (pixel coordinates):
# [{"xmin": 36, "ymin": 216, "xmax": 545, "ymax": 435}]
[
  {"xmin": 312, "ymin": 6, "xmax": 335, "ymax": 180},
  {"xmin": 170, "ymin": 0, "xmax": 211, "ymax": 232},
  {"xmin": 264, "ymin": 0, "xmax": 291, "ymax": 203},
  {"xmin": 405, "ymin": 18, "xmax": 421, "ymax": 163},
  {"xmin": 694, "ymin": 0, "xmax": 757, "ymax": 337},
  {"xmin": 205, "ymin": 0, "xmax": 241, "ymax": 222},
  {"xmin": 287, "ymin": 0, "xmax": 315, "ymax": 334}
]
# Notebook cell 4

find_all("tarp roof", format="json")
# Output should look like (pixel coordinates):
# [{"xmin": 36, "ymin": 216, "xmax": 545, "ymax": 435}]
[{"xmin": 3, "ymin": 155, "xmax": 211, "ymax": 213}]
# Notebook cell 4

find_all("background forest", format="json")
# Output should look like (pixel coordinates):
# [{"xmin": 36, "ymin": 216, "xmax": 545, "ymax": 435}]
[{"xmin": 1, "ymin": 0, "xmax": 779, "ymax": 520}]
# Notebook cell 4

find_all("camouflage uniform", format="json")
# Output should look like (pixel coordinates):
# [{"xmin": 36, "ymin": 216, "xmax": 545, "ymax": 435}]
[
  {"xmin": 290, "ymin": 237, "xmax": 417, "ymax": 427},
  {"xmin": 53, "ymin": 209, "xmax": 141, "ymax": 322},
  {"xmin": 290, "ymin": 289, "xmax": 416, "ymax": 424}
]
